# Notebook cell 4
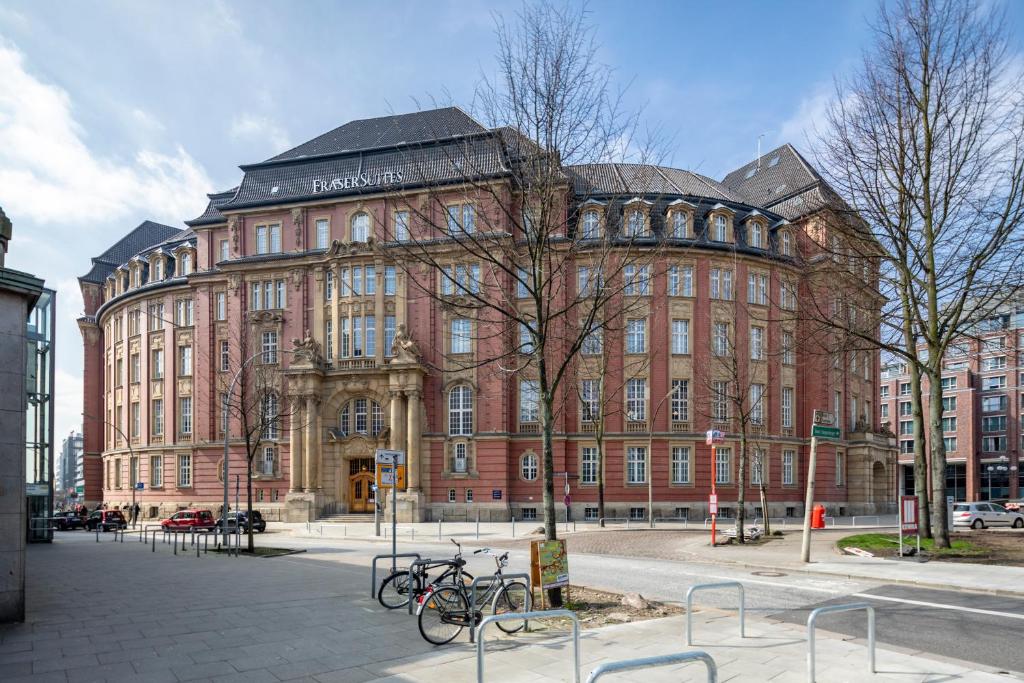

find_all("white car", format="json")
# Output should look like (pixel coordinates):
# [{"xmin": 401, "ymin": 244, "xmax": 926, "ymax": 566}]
[{"xmin": 953, "ymin": 502, "xmax": 1024, "ymax": 529}]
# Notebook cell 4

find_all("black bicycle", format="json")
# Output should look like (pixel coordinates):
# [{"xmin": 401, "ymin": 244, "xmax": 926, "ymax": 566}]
[
  {"xmin": 377, "ymin": 540, "xmax": 475, "ymax": 609},
  {"xmin": 417, "ymin": 543, "xmax": 530, "ymax": 645}
]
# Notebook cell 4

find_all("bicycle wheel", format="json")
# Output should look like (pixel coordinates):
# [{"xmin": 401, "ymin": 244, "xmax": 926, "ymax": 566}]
[
  {"xmin": 418, "ymin": 586, "xmax": 469, "ymax": 645},
  {"xmin": 436, "ymin": 569, "xmax": 474, "ymax": 587},
  {"xmin": 378, "ymin": 571, "xmax": 422, "ymax": 609},
  {"xmin": 493, "ymin": 581, "xmax": 530, "ymax": 633}
]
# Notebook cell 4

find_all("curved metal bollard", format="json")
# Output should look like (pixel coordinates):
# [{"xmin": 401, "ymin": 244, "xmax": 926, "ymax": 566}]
[
  {"xmin": 586, "ymin": 651, "xmax": 717, "ymax": 682},
  {"xmin": 807, "ymin": 603, "xmax": 875, "ymax": 682},
  {"xmin": 686, "ymin": 581, "xmax": 745, "ymax": 646},
  {"xmin": 477, "ymin": 610, "xmax": 579, "ymax": 683}
]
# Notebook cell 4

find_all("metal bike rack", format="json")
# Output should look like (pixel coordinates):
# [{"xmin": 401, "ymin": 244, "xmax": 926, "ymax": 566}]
[
  {"xmin": 477, "ymin": 610, "xmax": 580, "ymax": 683},
  {"xmin": 371, "ymin": 552, "xmax": 421, "ymax": 598},
  {"xmin": 807, "ymin": 603, "xmax": 875, "ymax": 682},
  {"xmin": 652, "ymin": 516, "xmax": 689, "ymax": 528},
  {"xmin": 467, "ymin": 573, "xmax": 533, "ymax": 643},
  {"xmin": 406, "ymin": 559, "xmax": 434, "ymax": 615},
  {"xmin": 754, "ymin": 517, "xmax": 788, "ymax": 528},
  {"xmin": 586, "ymin": 651, "xmax": 717, "ymax": 682},
  {"xmin": 597, "ymin": 517, "xmax": 630, "ymax": 528},
  {"xmin": 686, "ymin": 582, "xmax": 745, "ymax": 645},
  {"xmin": 851, "ymin": 515, "xmax": 881, "ymax": 527}
]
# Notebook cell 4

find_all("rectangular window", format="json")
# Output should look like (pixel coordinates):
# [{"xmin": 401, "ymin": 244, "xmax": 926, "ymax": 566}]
[
  {"xmin": 276, "ymin": 280, "xmax": 286, "ymax": 308},
  {"xmin": 582, "ymin": 323, "xmax": 603, "ymax": 355},
  {"xmin": 152, "ymin": 349, "xmax": 164, "ymax": 380},
  {"xmin": 316, "ymin": 218, "xmax": 329, "ymax": 249},
  {"xmin": 581, "ymin": 447, "xmax": 598, "ymax": 485},
  {"xmin": 900, "ymin": 440, "xmax": 914, "ymax": 454},
  {"xmin": 179, "ymin": 397, "xmax": 192, "ymax": 436},
  {"xmin": 384, "ymin": 316, "xmax": 396, "ymax": 357},
  {"xmin": 710, "ymin": 268, "xmax": 733, "ymax": 300},
  {"xmin": 782, "ymin": 450, "xmax": 795, "ymax": 485},
  {"xmin": 880, "ymin": 386, "xmax": 890, "ymax": 399},
  {"xmin": 715, "ymin": 447, "xmax": 731, "ymax": 484},
  {"xmin": 982, "ymin": 375, "xmax": 1006, "ymax": 390},
  {"xmin": 940, "ymin": 377, "xmax": 957, "ymax": 390},
  {"xmin": 325, "ymin": 270, "xmax": 334, "ymax": 301},
  {"xmin": 150, "ymin": 454, "xmax": 162, "ymax": 487},
  {"xmin": 262, "ymin": 331, "xmax": 278, "ymax": 363},
  {"xmin": 148, "ymin": 303, "xmax": 164, "ymax": 331},
  {"xmin": 580, "ymin": 379, "xmax": 599, "ymax": 422},
  {"xmin": 942, "ymin": 416, "xmax": 958, "ymax": 432},
  {"xmin": 836, "ymin": 452, "xmax": 845, "ymax": 486},
  {"xmin": 982, "ymin": 395, "xmax": 1007, "ymax": 412},
  {"xmin": 270, "ymin": 224, "xmax": 281, "ymax": 252},
  {"xmin": 394, "ymin": 210, "xmax": 409, "ymax": 241},
  {"xmin": 670, "ymin": 379, "xmax": 689, "ymax": 422},
  {"xmin": 351, "ymin": 266, "xmax": 363, "ymax": 296},
  {"xmin": 713, "ymin": 322, "xmax": 729, "ymax": 356},
  {"xmin": 900, "ymin": 420, "xmax": 913, "ymax": 435},
  {"xmin": 982, "ymin": 356, "xmax": 1006, "ymax": 371},
  {"xmin": 263, "ymin": 446, "xmax": 276, "ymax": 476},
  {"xmin": 585, "ymin": 507, "xmax": 599, "ymax": 521},
  {"xmin": 783, "ymin": 331, "xmax": 795, "ymax": 365},
  {"xmin": 713, "ymin": 215, "xmax": 727, "ymax": 242},
  {"xmin": 750, "ymin": 326, "xmax": 764, "ymax": 360},
  {"xmin": 178, "ymin": 454, "xmax": 192, "ymax": 487},
  {"xmin": 130, "ymin": 402, "xmax": 140, "ymax": 438},
  {"xmin": 176, "ymin": 299, "xmax": 193, "ymax": 326},
  {"xmin": 446, "ymin": 204, "xmax": 475, "ymax": 233},
  {"xmin": 982, "ymin": 436, "xmax": 1007, "ymax": 452},
  {"xmin": 340, "ymin": 318, "xmax": 350, "ymax": 357},
  {"xmin": 671, "ymin": 319, "xmax": 690, "ymax": 354},
  {"xmin": 944, "ymin": 437, "xmax": 957, "ymax": 452},
  {"xmin": 750, "ymin": 384, "xmax": 765, "ymax": 425},
  {"xmin": 780, "ymin": 281, "xmax": 797, "ymax": 310},
  {"xmin": 519, "ymin": 322, "xmax": 535, "ymax": 354},
  {"xmin": 451, "ymin": 318, "xmax": 471, "ymax": 354},
  {"xmin": 352, "ymin": 316, "xmax": 363, "ymax": 357},
  {"xmin": 899, "ymin": 382, "xmax": 911, "ymax": 396},
  {"xmin": 215, "ymin": 292, "xmax": 226, "ymax": 321},
  {"xmin": 626, "ymin": 319, "xmax": 646, "ymax": 354},
  {"xmin": 899, "ymin": 401, "xmax": 912, "ymax": 417},
  {"xmin": 384, "ymin": 266, "xmax": 396, "ymax": 295},
  {"xmin": 114, "ymin": 459, "xmax": 121, "ymax": 489},
  {"xmin": 220, "ymin": 340, "xmax": 230, "ymax": 371},
  {"xmin": 623, "ymin": 265, "xmax": 650, "ymax": 295},
  {"xmin": 747, "ymin": 273, "xmax": 768, "ymax": 305},
  {"xmin": 880, "ymin": 404, "xmax": 889, "ymax": 420},
  {"xmin": 782, "ymin": 387, "xmax": 793, "ymax": 428},
  {"xmin": 626, "ymin": 378, "xmax": 647, "ymax": 422},
  {"xmin": 130, "ymin": 353, "xmax": 140, "ymax": 383},
  {"xmin": 671, "ymin": 446, "xmax": 690, "ymax": 484},
  {"xmin": 520, "ymin": 266, "xmax": 532, "ymax": 299},
  {"xmin": 179, "ymin": 346, "xmax": 192, "ymax": 376},
  {"xmin": 151, "ymin": 399, "xmax": 163, "ymax": 436},
  {"xmin": 256, "ymin": 225, "xmax": 268, "ymax": 254},
  {"xmin": 667, "ymin": 264, "xmax": 693, "ymax": 297},
  {"xmin": 627, "ymin": 446, "xmax": 646, "ymax": 484},
  {"xmin": 751, "ymin": 448, "xmax": 766, "ymax": 485},
  {"xmin": 982, "ymin": 416, "xmax": 1006, "ymax": 432},
  {"xmin": 519, "ymin": 380, "xmax": 540, "ymax": 423},
  {"xmin": 713, "ymin": 381, "xmax": 729, "ymax": 421}
]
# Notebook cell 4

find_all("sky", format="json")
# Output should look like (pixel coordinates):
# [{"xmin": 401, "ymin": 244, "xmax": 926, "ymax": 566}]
[{"xmin": 1, "ymin": 0, "xmax": 1022, "ymax": 445}]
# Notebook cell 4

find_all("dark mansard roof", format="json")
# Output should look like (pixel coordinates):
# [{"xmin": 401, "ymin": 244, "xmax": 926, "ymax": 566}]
[{"xmin": 79, "ymin": 221, "xmax": 182, "ymax": 284}]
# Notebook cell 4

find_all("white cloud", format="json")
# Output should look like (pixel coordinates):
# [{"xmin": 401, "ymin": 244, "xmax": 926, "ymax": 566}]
[
  {"xmin": 777, "ymin": 82, "xmax": 834, "ymax": 150},
  {"xmin": 0, "ymin": 41, "xmax": 211, "ymax": 226},
  {"xmin": 229, "ymin": 113, "xmax": 291, "ymax": 154}
]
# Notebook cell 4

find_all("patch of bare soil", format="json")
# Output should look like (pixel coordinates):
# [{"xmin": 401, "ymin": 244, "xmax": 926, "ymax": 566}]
[
  {"xmin": 529, "ymin": 585, "xmax": 682, "ymax": 630},
  {"xmin": 941, "ymin": 531, "xmax": 1024, "ymax": 565}
]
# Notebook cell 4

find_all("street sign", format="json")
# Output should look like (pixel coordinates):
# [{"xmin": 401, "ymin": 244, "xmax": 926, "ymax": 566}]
[
  {"xmin": 376, "ymin": 463, "xmax": 407, "ymax": 489},
  {"xmin": 811, "ymin": 424, "xmax": 841, "ymax": 439},
  {"xmin": 76, "ymin": 485, "xmax": 84, "ymax": 494},
  {"xmin": 26, "ymin": 483, "xmax": 48, "ymax": 496},
  {"xmin": 709, "ymin": 494, "xmax": 718, "ymax": 515},
  {"xmin": 811, "ymin": 410, "xmax": 840, "ymax": 440},
  {"xmin": 375, "ymin": 449, "xmax": 406, "ymax": 465},
  {"xmin": 705, "ymin": 430, "xmax": 725, "ymax": 445},
  {"xmin": 135, "ymin": 482, "xmax": 144, "ymax": 490},
  {"xmin": 492, "ymin": 489, "xmax": 502, "ymax": 500},
  {"xmin": 900, "ymin": 495, "xmax": 919, "ymax": 533}
]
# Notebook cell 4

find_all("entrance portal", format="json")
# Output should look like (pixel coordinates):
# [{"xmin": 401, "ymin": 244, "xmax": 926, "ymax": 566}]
[{"xmin": 349, "ymin": 472, "xmax": 375, "ymax": 513}]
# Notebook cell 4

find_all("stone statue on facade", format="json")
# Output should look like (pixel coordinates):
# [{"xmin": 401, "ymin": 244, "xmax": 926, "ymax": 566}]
[
  {"xmin": 391, "ymin": 323, "xmax": 420, "ymax": 362},
  {"xmin": 291, "ymin": 329, "xmax": 323, "ymax": 364}
]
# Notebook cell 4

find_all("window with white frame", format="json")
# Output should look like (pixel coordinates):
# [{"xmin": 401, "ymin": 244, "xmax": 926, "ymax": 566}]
[
  {"xmin": 261, "ymin": 331, "xmax": 278, "ymax": 363},
  {"xmin": 262, "ymin": 446, "xmax": 276, "ymax": 475},
  {"xmin": 715, "ymin": 448, "xmax": 731, "ymax": 483},
  {"xmin": 448, "ymin": 489, "xmax": 457, "ymax": 503},
  {"xmin": 179, "ymin": 346, "xmax": 192, "ymax": 376},
  {"xmin": 627, "ymin": 446, "xmax": 646, "ymax": 483},
  {"xmin": 150, "ymin": 454, "xmax": 162, "ymax": 487},
  {"xmin": 324, "ymin": 270, "xmax": 334, "ymax": 300},
  {"xmin": 316, "ymin": 218, "xmax": 329, "ymax": 248},
  {"xmin": 625, "ymin": 209, "xmax": 646, "ymax": 237},
  {"xmin": 261, "ymin": 393, "xmax": 279, "ymax": 440},
  {"xmin": 452, "ymin": 442, "xmax": 468, "ymax": 473},
  {"xmin": 835, "ymin": 452, "xmax": 844, "ymax": 486},
  {"xmin": 255, "ymin": 224, "xmax": 281, "ymax": 254},
  {"xmin": 383, "ymin": 266, "xmax": 396, "ymax": 295},
  {"xmin": 750, "ymin": 384, "xmax": 765, "ymax": 424},
  {"xmin": 324, "ymin": 320, "xmax": 333, "ymax": 360},
  {"xmin": 581, "ymin": 210, "xmax": 600, "ymax": 239},
  {"xmin": 782, "ymin": 387, "xmax": 794, "ymax": 428},
  {"xmin": 178, "ymin": 252, "xmax": 192, "ymax": 276},
  {"xmin": 175, "ymin": 299, "xmax": 193, "ymax": 326},
  {"xmin": 982, "ymin": 356, "xmax": 1006, "ymax": 371},
  {"xmin": 671, "ymin": 379, "xmax": 689, "ymax": 422},
  {"xmin": 880, "ymin": 403, "xmax": 889, "ymax": 420},
  {"xmin": 671, "ymin": 211, "xmax": 688, "ymax": 238},
  {"xmin": 441, "ymin": 264, "xmax": 481, "ymax": 296},
  {"xmin": 626, "ymin": 378, "xmax": 646, "ymax": 421},
  {"xmin": 982, "ymin": 395, "xmax": 1006, "ymax": 412},
  {"xmin": 178, "ymin": 453, "xmax": 192, "ymax": 487},
  {"xmin": 151, "ymin": 399, "xmax": 163, "ymax": 436},
  {"xmin": 351, "ymin": 212, "xmax": 370, "ymax": 242},
  {"xmin": 384, "ymin": 316, "xmax": 396, "ymax": 357},
  {"xmin": 942, "ymin": 396, "xmax": 956, "ymax": 412},
  {"xmin": 751, "ymin": 448, "xmax": 766, "ymax": 485},
  {"xmin": 940, "ymin": 376, "xmax": 957, "ymax": 390},
  {"xmin": 747, "ymin": 273, "xmax": 768, "ymax": 305},
  {"xmin": 450, "ymin": 318, "xmax": 471, "ymax": 354},
  {"xmin": 519, "ymin": 380, "xmax": 540, "ymax": 424},
  {"xmin": 782, "ymin": 450, "xmax": 795, "ymax": 485},
  {"xmin": 580, "ymin": 379, "xmax": 599, "ymax": 422},
  {"xmin": 393, "ymin": 210, "xmax": 410, "ymax": 241},
  {"xmin": 215, "ymin": 292, "xmax": 227, "ymax": 321},
  {"xmin": 671, "ymin": 446, "xmax": 691, "ymax": 484},
  {"xmin": 337, "ymin": 398, "xmax": 385, "ymax": 437},
  {"xmin": 582, "ymin": 323, "xmax": 603, "ymax": 355},
  {"xmin": 749, "ymin": 221, "xmax": 763, "ymax": 248},
  {"xmin": 713, "ymin": 322, "xmax": 729, "ymax": 356},
  {"xmin": 626, "ymin": 318, "xmax": 646, "ymax": 354},
  {"xmin": 152, "ymin": 349, "xmax": 164, "ymax": 379},
  {"xmin": 750, "ymin": 326, "xmax": 764, "ymax": 360},
  {"xmin": 581, "ymin": 447, "xmax": 598, "ymax": 484},
  {"xmin": 671, "ymin": 319, "xmax": 690, "ymax": 354},
  {"xmin": 577, "ymin": 265, "xmax": 603, "ymax": 297},
  {"xmin": 713, "ymin": 214, "xmax": 728, "ymax": 242},
  {"xmin": 668, "ymin": 264, "xmax": 693, "ymax": 296},
  {"xmin": 782, "ymin": 331, "xmax": 795, "ymax": 365},
  {"xmin": 710, "ymin": 268, "xmax": 733, "ymax": 300},
  {"xmin": 623, "ymin": 265, "xmax": 650, "ymax": 295},
  {"xmin": 519, "ymin": 322, "xmax": 535, "ymax": 354},
  {"xmin": 780, "ymin": 281, "xmax": 797, "ymax": 310},
  {"xmin": 130, "ymin": 402, "xmax": 140, "ymax": 438},
  {"xmin": 713, "ymin": 381, "xmax": 729, "ymax": 421},
  {"xmin": 521, "ymin": 452, "xmax": 538, "ymax": 480},
  {"xmin": 449, "ymin": 386, "xmax": 473, "ymax": 436},
  {"xmin": 780, "ymin": 231, "xmax": 792, "ymax": 256},
  {"xmin": 446, "ymin": 203, "xmax": 475, "ymax": 233}
]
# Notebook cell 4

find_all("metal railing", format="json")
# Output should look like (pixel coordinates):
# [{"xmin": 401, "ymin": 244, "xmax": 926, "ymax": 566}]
[
  {"xmin": 849, "ymin": 515, "xmax": 881, "ymax": 527},
  {"xmin": 586, "ymin": 651, "xmax": 717, "ymax": 682},
  {"xmin": 370, "ymin": 552, "xmax": 421, "ymax": 599},
  {"xmin": 807, "ymin": 603, "xmax": 875, "ymax": 682},
  {"xmin": 652, "ymin": 516, "xmax": 689, "ymax": 528},
  {"xmin": 753, "ymin": 517, "xmax": 788, "ymax": 527},
  {"xmin": 597, "ymin": 517, "xmax": 633, "ymax": 527},
  {"xmin": 467, "ymin": 573, "xmax": 532, "ymax": 642},
  {"xmin": 686, "ymin": 582, "xmax": 745, "ymax": 646},
  {"xmin": 406, "ymin": 559, "xmax": 434, "ymax": 615},
  {"xmin": 477, "ymin": 610, "xmax": 580, "ymax": 683}
]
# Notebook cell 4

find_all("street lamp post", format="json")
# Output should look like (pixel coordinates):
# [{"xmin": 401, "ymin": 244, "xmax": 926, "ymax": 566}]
[
  {"xmin": 82, "ymin": 413, "xmax": 136, "ymax": 528},
  {"xmin": 647, "ymin": 386, "xmax": 678, "ymax": 528}
]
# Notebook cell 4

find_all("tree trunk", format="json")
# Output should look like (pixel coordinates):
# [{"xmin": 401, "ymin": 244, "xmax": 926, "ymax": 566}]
[
  {"xmin": 927, "ymin": 365, "xmax": 950, "ymax": 547},
  {"xmin": 901, "ymin": 283, "xmax": 932, "ymax": 538},
  {"xmin": 246, "ymin": 460, "xmax": 255, "ymax": 553},
  {"xmin": 596, "ymin": 431, "xmax": 605, "ymax": 527},
  {"xmin": 736, "ymin": 432, "xmax": 746, "ymax": 543},
  {"xmin": 759, "ymin": 481, "xmax": 770, "ymax": 536},
  {"xmin": 540, "ymin": 373, "xmax": 562, "ymax": 608}
]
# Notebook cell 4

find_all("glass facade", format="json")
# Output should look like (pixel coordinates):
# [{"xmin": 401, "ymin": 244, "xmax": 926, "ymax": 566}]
[
  {"xmin": 25, "ymin": 289, "xmax": 55, "ymax": 543},
  {"xmin": 901, "ymin": 462, "xmax": 966, "ymax": 502}
]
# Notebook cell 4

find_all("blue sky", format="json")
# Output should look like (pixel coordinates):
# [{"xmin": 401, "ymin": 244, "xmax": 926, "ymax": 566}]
[{"xmin": 1, "ymin": 0, "xmax": 1021, "ymax": 441}]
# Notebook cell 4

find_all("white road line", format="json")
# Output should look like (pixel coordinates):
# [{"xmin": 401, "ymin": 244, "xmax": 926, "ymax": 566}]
[
  {"xmin": 852, "ymin": 592, "xmax": 1024, "ymax": 620},
  {"xmin": 704, "ymin": 573, "xmax": 850, "ymax": 595}
]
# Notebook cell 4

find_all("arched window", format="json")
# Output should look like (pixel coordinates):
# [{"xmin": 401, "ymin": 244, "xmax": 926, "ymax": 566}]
[
  {"xmin": 749, "ymin": 222, "xmax": 763, "ymax": 248},
  {"xmin": 626, "ymin": 210, "xmax": 645, "ymax": 237},
  {"xmin": 351, "ymin": 212, "xmax": 370, "ymax": 242},
  {"xmin": 448, "ymin": 385, "xmax": 473, "ymax": 436},
  {"xmin": 713, "ymin": 215, "xmax": 728, "ymax": 242},
  {"xmin": 581, "ymin": 210, "xmax": 600, "ymax": 239},
  {"xmin": 179, "ymin": 252, "xmax": 191, "ymax": 276},
  {"xmin": 337, "ymin": 398, "xmax": 384, "ymax": 437},
  {"xmin": 521, "ymin": 452, "xmax": 538, "ymax": 481},
  {"xmin": 671, "ymin": 212, "xmax": 688, "ymax": 238},
  {"xmin": 261, "ymin": 393, "xmax": 279, "ymax": 440}
]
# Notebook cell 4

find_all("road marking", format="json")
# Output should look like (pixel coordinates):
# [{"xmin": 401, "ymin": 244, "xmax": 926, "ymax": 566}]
[
  {"xmin": 852, "ymin": 592, "xmax": 1024, "ymax": 620},
  {"xmin": 704, "ymin": 573, "xmax": 850, "ymax": 595}
]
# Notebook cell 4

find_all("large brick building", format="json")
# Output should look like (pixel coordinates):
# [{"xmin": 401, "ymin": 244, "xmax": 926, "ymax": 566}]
[
  {"xmin": 78, "ymin": 107, "xmax": 894, "ymax": 522},
  {"xmin": 882, "ymin": 298, "xmax": 1024, "ymax": 502}
]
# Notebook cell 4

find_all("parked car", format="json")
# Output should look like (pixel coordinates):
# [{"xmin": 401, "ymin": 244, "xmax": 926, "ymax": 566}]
[
  {"xmin": 215, "ymin": 511, "xmax": 266, "ymax": 533},
  {"xmin": 85, "ymin": 510, "xmax": 127, "ymax": 531},
  {"xmin": 54, "ymin": 511, "xmax": 85, "ymax": 530},
  {"xmin": 1003, "ymin": 499, "xmax": 1024, "ymax": 513},
  {"xmin": 953, "ymin": 502, "xmax": 1024, "ymax": 529},
  {"xmin": 161, "ymin": 509, "xmax": 216, "ymax": 531}
]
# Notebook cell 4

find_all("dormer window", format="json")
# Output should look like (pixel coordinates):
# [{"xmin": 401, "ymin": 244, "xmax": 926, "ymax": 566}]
[
  {"xmin": 179, "ymin": 252, "xmax": 191, "ymax": 276},
  {"xmin": 624, "ymin": 207, "xmax": 648, "ymax": 237},
  {"xmin": 713, "ymin": 215, "xmax": 727, "ymax": 242},
  {"xmin": 581, "ymin": 210, "xmax": 601, "ymax": 239},
  {"xmin": 749, "ymin": 221, "xmax": 764, "ymax": 248},
  {"xmin": 671, "ymin": 211, "xmax": 689, "ymax": 239},
  {"xmin": 152, "ymin": 258, "xmax": 164, "ymax": 282}
]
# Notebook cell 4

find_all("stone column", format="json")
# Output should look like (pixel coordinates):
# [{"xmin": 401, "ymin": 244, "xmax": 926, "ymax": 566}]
[
  {"xmin": 330, "ymin": 264, "xmax": 340, "ymax": 363},
  {"xmin": 389, "ymin": 390, "xmax": 406, "ymax": 452},
  {"xmin": 304, "ymin": 396, "xmax": 319, "ymax": 493},
  {"xmin": 289, "ymin": 398, "xmax": 304, "ymax": 492},
  {"xmin": 406, "ymin": 389, "xmax": 421, "ymax": 491}
]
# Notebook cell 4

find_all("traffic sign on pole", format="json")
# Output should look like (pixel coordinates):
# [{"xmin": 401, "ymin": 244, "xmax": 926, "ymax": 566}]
[
  {"xmin": 811, "ymin": 410, "xmax": 840, "ymax": 440},
  {"xmin": 706, "ymin": 430, "xmax": 725, "ymax": 445},
  {"xmin": 709, "ymin": 494, "xmax": 718, "ymax": 515}
]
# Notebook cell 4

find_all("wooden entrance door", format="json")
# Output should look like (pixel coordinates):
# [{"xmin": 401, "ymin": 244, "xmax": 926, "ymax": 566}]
[{"xmin": 349, "ymin": 472, "xmax": 376, "ymax": 513}]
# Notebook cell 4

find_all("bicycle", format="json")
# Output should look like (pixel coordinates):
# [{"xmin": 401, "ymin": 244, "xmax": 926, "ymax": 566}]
[
  {"xmin": 417, "ymin": 543, "xmax": 530, "ymax": 645},
  {"xmin": 377, "ymin": 540, "xmax": 475, "ymax": 609}
]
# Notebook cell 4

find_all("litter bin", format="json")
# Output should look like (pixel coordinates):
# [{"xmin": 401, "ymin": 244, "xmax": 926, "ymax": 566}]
[{"xmin": 811, "ymin": 504, "xmax": 826, "ymax": 529}]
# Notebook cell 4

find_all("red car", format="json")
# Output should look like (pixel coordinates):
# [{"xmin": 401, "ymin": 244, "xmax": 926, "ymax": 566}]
[{"xmin": 161, "ymin": 509, "xmax": 216, "ymax": 531}]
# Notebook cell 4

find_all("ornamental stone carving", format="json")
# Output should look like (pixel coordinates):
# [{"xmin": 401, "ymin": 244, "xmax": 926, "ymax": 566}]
[
  {"xmin": 292, "ymin": 208, "xmax": 305, "ymax": 249},
  {"xmin": 291, "ymin": 329, "xmax": 323, "ymax": 365},
  {"xmin": 228, "ymin": 216, "xmax": 240, "ymax": 251},
  {"xmin": 391, "ymin": 323, "xmax": 421, "ymax": 363}
]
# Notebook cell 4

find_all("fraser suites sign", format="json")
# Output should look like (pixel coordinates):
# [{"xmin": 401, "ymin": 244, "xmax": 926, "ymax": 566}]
[{"xmin": 312, "ymin": 170, "xmax": 404, "ymax": 193}]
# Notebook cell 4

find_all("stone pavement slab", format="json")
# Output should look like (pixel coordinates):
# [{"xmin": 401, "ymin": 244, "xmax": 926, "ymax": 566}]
[{"xmin": 0, "ymin": 534, "xmax": 1012, "ymax": 682}]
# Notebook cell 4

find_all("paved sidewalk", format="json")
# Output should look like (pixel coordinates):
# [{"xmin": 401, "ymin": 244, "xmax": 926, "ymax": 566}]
[{"xmin": 2, "ymin": 534, "xmax": 1013, "ymax": 682}]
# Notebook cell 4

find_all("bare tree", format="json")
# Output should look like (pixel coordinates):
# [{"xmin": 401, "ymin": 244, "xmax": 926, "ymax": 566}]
[
  {"xmin": 817, "ymin": 0, "xmax": 1024, "ymax": 546},
  {"xmin": 376, "ymin": 2, "xmax": 665, "ymax": 606}
]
